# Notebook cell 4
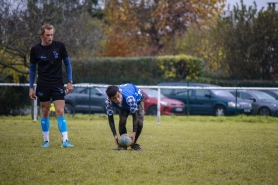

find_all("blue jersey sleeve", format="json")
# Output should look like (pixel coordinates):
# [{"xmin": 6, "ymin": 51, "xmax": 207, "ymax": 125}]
[
  {"xmin": 63, "ymin": 57, "xmax": 72, "ymax": 82},
  {"xmin": 29, "ymin": 63, "xmax": 36, "ymax": 88}
]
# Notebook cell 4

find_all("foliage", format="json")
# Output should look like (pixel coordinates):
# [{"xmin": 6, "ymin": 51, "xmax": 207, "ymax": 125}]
[
  {"xmin": 102, "ymin": 0, "xmax": 226, "ymax": 56},
  {"xmin": 3, "ymin": 0, "xmax": 278, "ymax": 84},
  {"xmin": 0, "ymin": 115, "xmax": 277, "ymax": 184},
  {"xmin": 0, "ymin": 87, "xmax": 28, "ymax": 115},
  {"xmin": 87, "ymin": 0, "xmax": 105, "ymax": 19},
  {"xmin": 215, "ymin": 1, "xmax": 278, "ymax": 80},
  {"xmin": 175, "ymin": 24, "xmax": 228, "ymax": 78},
  {"xmin": 0, "ymin": 0, "xmax": 105, "ymax": 82},
  {"xmin": 98, "ymin": 33, "xmax": 132, "ymax": 57},
  {"xmin": 0, "ymin": 74, "xmax": 29, "ymax": 115},
  {"xmin": 157, "ymin": 55, "xmax": 205, "ymax": 80},
  {"xmin": 70, "ymin": 55, "xmax": 204, "ymax": 84},
  {"xmin": 175, "ymin": 0, "xmax": 278, "ymax": 81}
]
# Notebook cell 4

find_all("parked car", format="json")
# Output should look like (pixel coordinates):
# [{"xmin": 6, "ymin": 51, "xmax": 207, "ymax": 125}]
[
  {"xmin": 141, "ymin": 88, "xmax": 185, "ymax": 115},
  {"xmin": 64, "ymin": 83, "xmax": 108, "ymax": 114},
  {"xmin": 64, "ymin": 84, "xmax": 185, "ymax": 116},
  {"xmin": 260, "ymin": 90, "xmax": 278, "ymax": 100},
  {"xmin": 157, "ymin": 82, "xmax": 252, "ymax": 116},
  {"xmin": 229, "ymin": 90, "xmax": 278, "ymax": 116}
]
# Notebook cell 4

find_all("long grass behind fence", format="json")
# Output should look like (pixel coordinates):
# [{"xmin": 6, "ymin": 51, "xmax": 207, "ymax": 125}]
[{"xmin": 0, "ymin": 115, "xmax": 277, "ymax": 185}]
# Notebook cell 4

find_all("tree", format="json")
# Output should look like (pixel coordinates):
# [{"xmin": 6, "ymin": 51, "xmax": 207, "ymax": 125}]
[
  {"xmin": 251, "ymin": 8, "xmax": 278, "ymax": 80},
  {"xmin": 175, "ymin": 0, "xmax": 278, "ymax": 81},
  {"xmin": 218, "ymin": 1, "xmax": 278, "ymax": 80},
  {"xmin": 102, "ymin": 0, "xmax": 226, "ymax": 56},
  {"xmin": 175, "ymin": 24, "xmax": 228, "ymax": 78},
  {"xmin": 0, "ymin": 0, "xmax": 105, "ymax": 82}
]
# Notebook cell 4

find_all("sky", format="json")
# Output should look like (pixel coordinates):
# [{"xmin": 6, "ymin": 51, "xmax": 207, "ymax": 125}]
[{"xmin": 225, "ymin": 0, "xmax": 272, "ymax": 10}]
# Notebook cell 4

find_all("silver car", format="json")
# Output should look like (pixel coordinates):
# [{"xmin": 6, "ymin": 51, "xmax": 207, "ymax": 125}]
[
  {"xmin": 64, "ymin": 83, "xmax": 108, "ymax": 114},
  {"xmin": 229, "ymin": 90, "xmax": 278, "ymax": 116}
]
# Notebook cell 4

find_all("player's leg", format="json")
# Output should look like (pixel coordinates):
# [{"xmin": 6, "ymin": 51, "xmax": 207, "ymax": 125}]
[
  {"xmin": 131, "ymin": 98, "xmax": 144, "ymax": 150},
  {"xmin": 53, "ymin": 100, "xmax": 71, "ymax": 143},
  {"xmin": 36, "ymin": 83, "xmax": 51, "ymax": 148},
  {"xmin": 52, "ymin": 84, "xmax": 74, "ymax": 148},
  {"xmin": 40, "ymin": 101, "xmax": 51, "ymax": 147}
]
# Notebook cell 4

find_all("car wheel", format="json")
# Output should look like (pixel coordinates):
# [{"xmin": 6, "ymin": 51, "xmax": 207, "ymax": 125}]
[
  {"xmin": 258, "ymin": 107, "xmax": 270, "ymax": 116},
  {"xmin": 64, "ymin": 104, "xmax": 75, "ymax": 115},
  {"xmin": 214, "ymin": 105, "xmax": 225, "ymax": 116},
  {"xmin": 148, "ymin": 106, "xmax": 157, "ymax": 115}
]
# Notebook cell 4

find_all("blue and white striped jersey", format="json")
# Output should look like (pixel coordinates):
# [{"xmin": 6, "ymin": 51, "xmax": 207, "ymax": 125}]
[{"xmin": 105, "ymin": 83, "xmax": 142, "ymax": 115}]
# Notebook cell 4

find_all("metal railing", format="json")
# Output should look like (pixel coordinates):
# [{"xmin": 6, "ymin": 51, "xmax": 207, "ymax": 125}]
[{"xmin": 1, "ymin": 83, "xmax": 278, "ymax": 124}]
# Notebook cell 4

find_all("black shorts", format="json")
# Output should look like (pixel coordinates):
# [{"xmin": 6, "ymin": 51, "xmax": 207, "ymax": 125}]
[{"xmin": 36, "ymin": 82, "xmax": 65, "ymax": 102}]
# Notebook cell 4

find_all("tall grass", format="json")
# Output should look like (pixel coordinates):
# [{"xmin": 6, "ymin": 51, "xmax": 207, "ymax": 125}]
[{"xmin": 0, "ymin": 115, "xmax": 277, "ymax": 185}]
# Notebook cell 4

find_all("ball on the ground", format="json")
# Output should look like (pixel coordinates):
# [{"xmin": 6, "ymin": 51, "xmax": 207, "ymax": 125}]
[{"xmin": 118, "ymin": 134, "xmax": 132, "ymax": 147}]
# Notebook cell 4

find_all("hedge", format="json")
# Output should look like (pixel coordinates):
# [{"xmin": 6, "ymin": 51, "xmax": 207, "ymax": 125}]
[{"xmin": 70, "ymin": 55, "xmax": 205, "ymax": 85}]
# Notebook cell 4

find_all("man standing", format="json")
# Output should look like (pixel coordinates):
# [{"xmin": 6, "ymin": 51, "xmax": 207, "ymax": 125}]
[
  {"xmin": 105, "ymin": 83, "xmax": 144, "ymax": 150},
  {"xmin": 29, "ymin": 24, "xmax": 74, "ymax": 148}
]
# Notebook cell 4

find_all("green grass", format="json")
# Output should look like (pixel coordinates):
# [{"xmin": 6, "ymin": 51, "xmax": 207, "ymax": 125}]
[{"xmin": 0, "ymin": 115, "xmax": 278, "ymax": 185}]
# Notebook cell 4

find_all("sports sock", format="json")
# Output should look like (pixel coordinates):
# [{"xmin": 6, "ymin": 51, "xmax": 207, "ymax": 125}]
[
  {"xmin": 40, "ymin": 117, "xmax": 50, "ymax": 141},
  {"xmin": 57, "ymin": 116, "xmax": 68, "ymax": 142}
]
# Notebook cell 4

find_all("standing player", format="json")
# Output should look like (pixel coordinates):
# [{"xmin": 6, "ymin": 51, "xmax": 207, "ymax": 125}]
[
  {"xmin": 29, "ymin": 24, "xmax": 74, "ymax": 148},
  {"xmin": 105, "ymin": 83, "xmax": 144, "ymax": 150}
]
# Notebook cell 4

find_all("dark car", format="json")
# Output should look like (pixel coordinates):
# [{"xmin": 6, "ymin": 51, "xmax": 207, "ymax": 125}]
[
  {"xmin": 260, "ymin": 90, "xmax": 278, "ymax": 100},
  {"xmin": 141, "ymin": 88, "xmax": 185, "ymax": 115},
  {"xmin": 229, "ymin": 90, "xmax": 278, "ymax": 116},
  {"xmin": 157, "ymin": 82, "xmax": 252, "ymax": 116},
  {"xmin": 64, "ymin": 84, "xmax": 185, "ymax": 116},
  {"xmin": 64, "ymin": 83, "xmax": 108, "ymax": 114}
]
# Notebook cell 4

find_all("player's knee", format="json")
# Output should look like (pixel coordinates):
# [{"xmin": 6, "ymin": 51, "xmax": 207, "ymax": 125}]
[
  {"xmin": 41, "ymin": 108, "xmax": 50, "ymax": 117},
  {"xmin": 119, "ymin": 116, "xmax": 127, "ymax": 124},
  {"xmin": 55, "ymin": 108, "xmax": 64, "ymax": 117},
  {"xmin": 119, "ymin": 120, "xmax": 127, "ymax": 127}
]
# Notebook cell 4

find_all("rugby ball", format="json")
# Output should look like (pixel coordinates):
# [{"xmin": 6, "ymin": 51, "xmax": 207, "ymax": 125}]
[{"xmin": 118, "ymin": 134, "xmax": 132, "ymax": 147}]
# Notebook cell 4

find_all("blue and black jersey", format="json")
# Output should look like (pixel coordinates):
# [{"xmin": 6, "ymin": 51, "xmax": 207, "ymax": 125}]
[
  {"xmin": 30, "ymin": 40, "xmax": 68, "ymax": 85},
  {"xmin": 105, "ymin": 84, "xmax": 143, "ymax": 115}
]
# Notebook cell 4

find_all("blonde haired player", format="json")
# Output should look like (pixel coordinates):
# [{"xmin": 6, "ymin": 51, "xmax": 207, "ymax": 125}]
[{"xmin": 29, "ymin": 24, "xmax": 74, "ymax": 148}]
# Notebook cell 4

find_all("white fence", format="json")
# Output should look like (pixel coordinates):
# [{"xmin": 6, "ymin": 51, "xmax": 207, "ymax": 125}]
[{"xmin": 1, "ymin": 83, "xmax": 278, "ymax": 124}]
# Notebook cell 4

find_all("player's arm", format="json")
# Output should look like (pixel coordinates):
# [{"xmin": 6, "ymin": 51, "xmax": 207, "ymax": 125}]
[
  {"xmin": 105, "ymin": 99, "xmax": 119, "ymax": 145},
  {"xmin": 108, "ymin": 115, "xmax": 119, "ymax": 146},
  {"xmin": 29, "ymin": 63, "xmax": 37, "ymax": 100},
  {"xmin": 108, "ymin": 115, "xmax": 117, "ymax": 136},
  {"xmin": 63, "ymin": 57, "xmax": 73, "ymax": 94}
]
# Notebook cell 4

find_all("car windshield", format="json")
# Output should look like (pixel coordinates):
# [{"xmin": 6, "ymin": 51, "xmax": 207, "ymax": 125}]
[
  {"xmin": 142, "ymin": 89, "xmax": 165, "ymax": 98},
  {"xmin": 98, "ymin": 87, "xmax": 107, "ymax": 94},
  {"xmin": 72, "ymin": 87, "xmax": 86, "ymax": 93},
  {"xmin": 211, "ymin": 90, "xmax": 235, "ymax": 98},
  {"xmin": 251, "ymin": 91, "xmax": 276, "ymax": 100},
  {"xmin": 269, "ymin": 90, "xmax": 278, "ymax": 95}
]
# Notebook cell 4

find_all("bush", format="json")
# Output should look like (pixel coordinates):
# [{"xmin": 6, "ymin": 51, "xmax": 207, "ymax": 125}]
[{"xmin": 70, "ymin": 55, "xmax": 204, "ymax": 84}]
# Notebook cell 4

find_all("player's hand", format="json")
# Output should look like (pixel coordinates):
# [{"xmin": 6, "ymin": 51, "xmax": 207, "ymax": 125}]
[
  {"xmin": 114, "ymin": 135, "xmax": 119, "ymax": 145},
  {"xmin": 66, "ymin": 83, "xmax": 73, "ymax": 94},
  {"xmin": 130, "ymin": 132, "xmax": 136, "ymax": 144},
  {"xmin": 29, "ymin": 88, "xmax": 36, "ymax": 100}
]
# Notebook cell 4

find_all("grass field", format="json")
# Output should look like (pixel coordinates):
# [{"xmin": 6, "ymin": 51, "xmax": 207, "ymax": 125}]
[{"xmin": 0, "ymin": 115, "xmax": 277, "ymax": 185}]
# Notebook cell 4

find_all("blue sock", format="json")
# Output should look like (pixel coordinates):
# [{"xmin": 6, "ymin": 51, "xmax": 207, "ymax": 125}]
[
  {"xmin": 40, "ymin": 117, "xmax": 50, "ymax": 132},
  {"xmin": 57, "ymin": 116, "xmax": 68, "ymax": 132},
  {"xmin": 57, "ymin": 116, "xmax": 69, "ymax": 142}
]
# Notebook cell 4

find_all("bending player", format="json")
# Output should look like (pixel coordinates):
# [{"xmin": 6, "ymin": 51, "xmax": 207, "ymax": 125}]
[{"xmin": 105, "ymin": 83, "xmax": 144, "ymax": 150}]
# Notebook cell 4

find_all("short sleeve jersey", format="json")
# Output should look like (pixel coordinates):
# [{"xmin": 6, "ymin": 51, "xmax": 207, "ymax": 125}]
[
  {"xmin": 105, "ymin": 84, "xmax": 143, "ymax": 115},
  {"xmin": 30, "ymin": 40, "xmax": 68, "ymax": 84}
]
